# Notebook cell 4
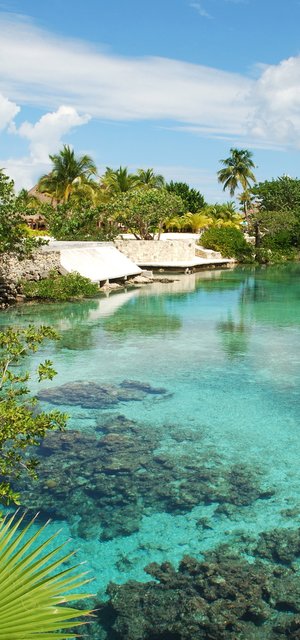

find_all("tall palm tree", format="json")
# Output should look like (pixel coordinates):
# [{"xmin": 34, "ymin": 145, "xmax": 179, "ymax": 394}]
[
  {"xmin": 217, "ymin": 148, "xmax": 256, "ymax": 198},
  {"xmin": 100, "ymin": 166, "xmax": 139, "ymax": 196},
  {"xmin": 37, "ymin": 145, "xmax": 98, "ymax": 203},
  {"xmin": 136, "ymin": 168, "xmax": 165, "ymax": 189}
]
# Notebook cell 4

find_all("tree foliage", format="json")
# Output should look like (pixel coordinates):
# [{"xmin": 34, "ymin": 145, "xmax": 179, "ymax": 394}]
[
  {"xmin": 100, "ymin": 166, "xmax": 139, "ymax": 195},
  {"xmin": 166, "ymin": 181, "xmax": 206, "ymax": 213},
  {"xmin": 217, "ymin": 148, "xmax": 256, "ymax": 198},
  {"xmin": 136, "ymin": 168, "xmax": 165, "ymax": 189},
  {"xmin": 45, "ymin": 201, "xmax": 119, "ymax": 241},
  {"xmin": 37, "ymin": 145, "xmax": 98, "ymax": 204},
  {"xmin": 251, "ymin": 208, "xmax": 300, "ymax": 263},
  {"xmin": 252, "ymin": 175, "xmax": 300, "ymax": 212},
  {"xmin": 0, "ymin": 170, "xmax": 45, "ymax": 257},
  {"xmin": 106, "ymin": 188, "xmax": 183, "ymax": 239},
  {"xmin": 0, "ymin": 326, "xmax": 67, "ymax": 504}
]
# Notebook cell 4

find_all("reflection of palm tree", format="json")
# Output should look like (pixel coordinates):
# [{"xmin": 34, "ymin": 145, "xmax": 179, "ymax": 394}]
[
  {"xmin": 217, "ymin": 313, "xmax": 249, "ymax": 359},
  {"xmin": 38, "ymin": 145, "xmax": 97, "ymax": 203}
]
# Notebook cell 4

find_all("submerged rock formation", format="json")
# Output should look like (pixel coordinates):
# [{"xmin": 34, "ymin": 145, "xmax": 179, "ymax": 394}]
[
  {"xmin": 37, "ymin": 379, "xmax": 169, "ymax": 409},
  {"xmin": 15, "ymin": 410, "xmax": 272, "ymax": 541},
  {"xmin": 97, "ymin": 547, "xmax": 300, "ymax": 639}
]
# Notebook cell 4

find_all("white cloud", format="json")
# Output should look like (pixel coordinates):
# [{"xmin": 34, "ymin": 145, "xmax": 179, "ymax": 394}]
[
  {"xmin": 2, "ymin": 105, "xmax": 91, "ymax": 190},
  {"xmin": 0, "ymin": 93, "xmax": 19, "ymax": 131},
  {"xmin": 1, "ymin": 12, "xmax": 300, "ymax": 157},
  {"xmin": 0, "ymin": 13, "xmax": 251, "ymax": 137},
  {"xmin": 14, "ymin": 105, "xmax": 90, "ymax": 162},
  {"xmin": 246, "ymin": 56, "xmax": 300, "ymax": 148},
  {"xmin": 190, "ymin": 2, "xmax": 213, "ymax": 19}
]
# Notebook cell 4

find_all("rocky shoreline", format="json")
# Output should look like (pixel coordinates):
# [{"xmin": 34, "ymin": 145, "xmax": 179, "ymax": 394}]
[{"xmin": 0, "ymin": 250, "xmax": 61, "ymax": 308}]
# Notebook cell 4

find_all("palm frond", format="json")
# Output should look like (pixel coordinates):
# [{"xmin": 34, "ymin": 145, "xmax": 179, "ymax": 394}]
[{"xmin": 0, "ymin": 512, "xmax": 93, "ymax": 639}]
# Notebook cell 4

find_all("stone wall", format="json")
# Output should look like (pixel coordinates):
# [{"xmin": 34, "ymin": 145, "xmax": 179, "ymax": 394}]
[
  {"xmin": 114, "ymin": 239, "xmax": 196, "ymax": 265},
  {"xmin": 0, "ymin": 250, "xmax": 61, "ymax": 307}
]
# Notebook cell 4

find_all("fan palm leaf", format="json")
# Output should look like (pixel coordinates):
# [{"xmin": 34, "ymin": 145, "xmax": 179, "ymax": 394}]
[{"xmin": 0, "ymin": 511, "xmax": 93, "ymax": 639}]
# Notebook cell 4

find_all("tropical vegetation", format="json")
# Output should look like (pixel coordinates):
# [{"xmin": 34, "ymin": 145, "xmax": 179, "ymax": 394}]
[
  {"xmin": 104, "ymin": 188, "xmax": 183, "ymax": 240},
  {"xmin": 201, "ymin": 225, "xmax": 253, "ymax": 262},
  {"xmin": 1, "ymin": 143, "xmax": 300, "ymax": 263},
  {"xmin": 0, "ymin": 170, "xmax": 45, "ymax": 257},
  {"xmin": 37, "ymin": 145, "xmax": 98, "ymax": 204},
  {"xmin": 0, "ymin": 511, "xmax": 92, "ymax": 639},
  {"xmin": 217, "ymin": 148, "xmax": 256, "ymax": 222},
  {"xmin": 0, "ymin": 325, "xmax": 67, "ymax": 503},
  {"xmin": 166, "ymin": 181, "xmax": 206, "ymax": 213},
  {"xmin": 23, "ymin": 271, "xmax": 99, "ymax": 301}
]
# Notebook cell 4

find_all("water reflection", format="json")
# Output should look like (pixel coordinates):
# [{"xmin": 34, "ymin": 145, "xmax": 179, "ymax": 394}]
[
  {"xmin": 217, "ymin": 314, "xmax": 250, "ymax": 360},
  {"xmin": 103, "ymin": 295, "xmax": 182, "ymax": 335},
  {"xmin": 239, "ymin": 265, "xmax": 300, "ymax": 326}
]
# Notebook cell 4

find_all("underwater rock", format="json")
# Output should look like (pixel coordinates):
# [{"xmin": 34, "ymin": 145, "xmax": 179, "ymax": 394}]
[
  {"xmin": 37, "ymin": 379, "xmax": 169, "ymax": 409},
  {"xmin": 14, "ymin": 415, "xmax": 272, "ymax": 541},
  {"xmin": 97, "ymin": 550, "xmax": 275, "ymax": 639},
  {"xmin": 95, "ymin": 546, "xmax": 300, "ymax": 639},
  {"xmin": 254, "ymin": 528, "xmax": 300, "ymax": 565}
]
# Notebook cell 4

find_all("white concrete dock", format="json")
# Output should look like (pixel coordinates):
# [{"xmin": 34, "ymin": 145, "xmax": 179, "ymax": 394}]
[{"xmin": 42, "ymin": 241, "xmax": 141, "ymax": 282}]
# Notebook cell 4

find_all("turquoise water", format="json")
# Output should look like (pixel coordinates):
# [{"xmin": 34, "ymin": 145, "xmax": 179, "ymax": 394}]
[{"xmin": 1, "ymin": 264, "xmax": 300, "ymax": 607}]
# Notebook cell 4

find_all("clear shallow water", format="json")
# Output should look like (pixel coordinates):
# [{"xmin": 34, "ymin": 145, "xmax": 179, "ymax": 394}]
[{"xmin": 1, "ymin": 264, "xmax": 300, "ymax": 605}]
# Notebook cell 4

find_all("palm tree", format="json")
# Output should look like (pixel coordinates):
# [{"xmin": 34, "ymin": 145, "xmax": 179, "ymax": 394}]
[
  {"xmin": 217, "ymin": 148, "xmax": 256, "ymax": 198},
  {"xmin": 0, "ymin": 511, "xmax": 92, "ymax": 639},
  {"xmin": 37, "ymin": 145, "xmax": 98, "ymax": 204},
  {"xmin": 100, "ymin": 166, "xmax": 139, "ymax": 196},
  {"xmin": 136, "ymin": 168, "xmax": 165, "ymax": 189}
]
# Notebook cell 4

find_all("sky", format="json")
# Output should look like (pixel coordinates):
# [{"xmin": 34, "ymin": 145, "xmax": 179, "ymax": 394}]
[{"xmin": 1, "ymin": 0, "xmax": 300, "ymax": 201}]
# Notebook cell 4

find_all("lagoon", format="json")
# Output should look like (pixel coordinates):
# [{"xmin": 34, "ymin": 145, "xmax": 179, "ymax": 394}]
[{"xmin": 1, "ymin": 264, "xmax": 300, "ymax": 636}]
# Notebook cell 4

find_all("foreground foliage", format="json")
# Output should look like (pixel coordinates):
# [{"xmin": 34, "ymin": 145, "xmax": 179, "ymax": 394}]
[
  {"xmin": 0, "ymin": 325, "xmax": 67, "ymax": 503},
  {"xmin": 0, "ymin": 511, "xmax": 92, "ymax": 639},
  {"xmin": 23, "ymin": 272, "xmax": 99, "ymax": 302}
]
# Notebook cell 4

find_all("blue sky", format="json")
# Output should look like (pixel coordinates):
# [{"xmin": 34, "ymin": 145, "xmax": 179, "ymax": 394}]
[{"xmin": 1, "ymin": 0, "xmax": 300, "ymax": 201}]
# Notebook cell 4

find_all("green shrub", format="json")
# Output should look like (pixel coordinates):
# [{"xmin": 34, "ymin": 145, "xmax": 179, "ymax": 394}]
[
  {"xmin": 255, "ymin": 246, "xmax": 297, "ymax": 264},
  {"xmin": 200, "ymin": 225, "xmax": 253, "ymax": 262},
  {"xmin": 22, "ymin": 271, "xmax": 99, "ymax": 301}
]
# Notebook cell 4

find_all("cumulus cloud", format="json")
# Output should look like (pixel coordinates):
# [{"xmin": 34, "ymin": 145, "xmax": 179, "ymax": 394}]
[
  {"xmin": 3, "ymin": 105, "xmax": 91, "ymax": 190},
  {"xmin": 14, "ymin": 105, "xmax": 90, "ymax": 162},
  {"xmin": 0, "ymin": 93, "xmax": 19, "ymax": 131},
  {"xmin": 246, "ymin": 57, "xmax": 300, "ymax": 148}
]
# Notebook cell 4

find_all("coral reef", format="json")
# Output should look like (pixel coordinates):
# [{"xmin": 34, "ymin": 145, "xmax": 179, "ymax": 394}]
[
  {"xmin": 254, "ymin": 527, "xmax": 300, "ymax": 565},
  {"xmin": 97, "ymin": 548, "xmax": 300, "ymax": 639},
  {"xmin": 37, "ymin": 379, "xmax": 169, "ymax": 409},
  {"xmin": 15, "ymin": 411, "xmax": 272, "ymax": 541}
]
